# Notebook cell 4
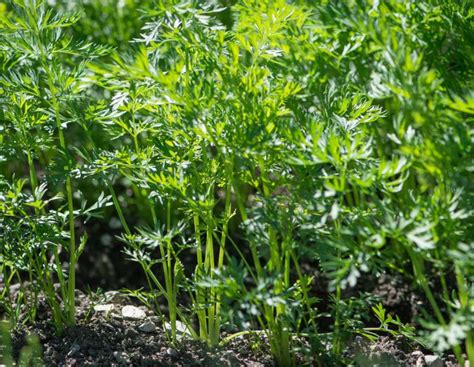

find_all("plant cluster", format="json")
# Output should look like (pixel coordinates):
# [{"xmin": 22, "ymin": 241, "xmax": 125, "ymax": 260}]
[{"xmin": 0, "ymin": 0, "xmax": 472, "ymax": 366}]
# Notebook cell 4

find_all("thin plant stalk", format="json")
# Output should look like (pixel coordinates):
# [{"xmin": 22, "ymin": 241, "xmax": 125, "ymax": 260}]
[
  {"xmin": 258, "ymin": 158, "xmax": 292, "ymax": 366},
  {"xmin": 205, "ymin": 211, "xmax": 216, "ymax": 344},
  {"xmin": 212, "ymin": 172, "xmax": 233, "ymax": 345},
  {"xmin": 454, "ymin": 264, "xmax": 474, "ymax": 366},
  {"xmin": 407, "ymin": 248, "xmax": 465, "ymax": 365},
  {"xmin": 49, "ymin": 80, "xmax": 77, "ymax": 326},
  {"xmin": 194, "ymin": 212, "xmax": 208, "ymax": 340}
]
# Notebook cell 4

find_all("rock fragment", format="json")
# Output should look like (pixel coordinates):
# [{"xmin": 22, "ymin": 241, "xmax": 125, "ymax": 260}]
[
  {"xmin": 138, "ymin": 321, "xmax": 156, "ymax": 333},
  {"xmin": 424, "ymin": 355, "xmax": 443, "ymax": 367},
  {"xmin": 121, "ymin": 305, "xmax": 146, "ymax": 320},
  {"xmin": 93, "ymin": 304, "xmax": 115, "ymax": 314}
]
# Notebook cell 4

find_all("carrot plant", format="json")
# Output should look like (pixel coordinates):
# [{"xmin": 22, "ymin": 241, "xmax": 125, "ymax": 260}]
[
  {"xmin": 298, "ymin": 0, "xmax": 474, "ymax": 364},
  {"xmin": 0, "ymin": 0, "xmax": 110, "ymax": 332},
  {"xmin": 1, "ymin": 0, "xmax": 472, "ymax": 366},
  {"xmin": 83, "ymin": 2, "xmax": 238, "ymax": 345}
]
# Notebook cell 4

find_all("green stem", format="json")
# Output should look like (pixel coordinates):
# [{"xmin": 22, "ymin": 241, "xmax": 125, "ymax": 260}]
[
  {"xmin": 454, "ymin": 264, "xmax": 474, "ymax": 366},
  {"xmin": 434, "ymin": 250, "xmax": 452, "ymax": 314},
  {"xmin": 168, "ymin": 240, "xmax": 176, "ymax": 343},
  {"xmin": 110, "ymin": 186, "xmax": 131, "ymax": 235},
  {"xmin": 146, "ymin": 269, "xmax": 198, "ymax": 339},
  {"xmin": 46, "ymin": 71, "xmax": 77, "ymax": 326},
  {"xmin": 291, "ymin": 251, "xmax": 317, "ymax": 330},
  {"xmin": 133, "ymin": 133, "xmax": 157, "ymax": 226},
  {"xmin": 166, "ymin": 200, "xmax": 172, "ymax": 233},
  {"xmin": 206, "ymin": 215, "xmax": 216, "ymax": 345},
  {"xmin": 33, "ymin": 3, "xmax": 77, "ymax": 329},
  {"xmin": 408, "ymin": 249, "xmax": 445, "ymax": 324},
  {"xmin": 194, "ymin": 213, "xmax": 207, "ymax": 340},
  {"xmin": 258, "ymin": 158, "xmax": 292, "ymax": 366},
  {"xmin": 81, "ymin": 128, "xmax": 132, "ymax": 238},
  {"xmin": 333, "ymin": 285, "xmax": 342, "ymax": 356},
  {"xmin": 26, "ymin": 151, "xmax": 38, "ymax": 193},
  {"xmin": 234, "ymin": 182, "xmax": 263, "ymax": 276},
  {"xmin": 408, "ymin": 249, "xmax": 465, "ymax": 365},
  {"xmin": 157, "ymin": 236, "xmax": 175, "ymax": 343},
  {"xmin": 212, "ymin": 164, "xmax": 233, "ymax": 345}
]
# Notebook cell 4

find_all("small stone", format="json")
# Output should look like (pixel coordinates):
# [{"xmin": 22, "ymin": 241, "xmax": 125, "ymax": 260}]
[
  {"xmin": 412, "ymin": 351, "xmax": 423, "ymax": 358},
  {"xmin": 94, "ymin": 304, "xmax": 115, "ymax": 314},
  {"xmin": 138, "ymin": 321, "xmax": 156, "ymax": 333},
  {"xmin": 465, "ymin": 362, "xmax": 470, "ymax": 367},
  {"xmin": 121, "ymin": 305, "xmax": 146, "ymax": 320},
  {"xmin": 113, "ymin": 351, "xmax": 131, "ymax": 364},
  {"xmin": 66, "ymin": 343, "xmax": 81, "ymax": 357},
  {"xmin": 424, "ymin": 355, "xmax": 443, "ymax": 367},
  {"xmin": 166, "ymin": 348, "xmax": 178, "ymax": 358}
]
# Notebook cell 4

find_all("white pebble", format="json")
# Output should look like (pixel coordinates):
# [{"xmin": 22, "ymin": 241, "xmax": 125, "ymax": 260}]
[
  {"xmin": 121, "ymin": 305, "xmax": 146, "ymax": 320},
  {"xmin": 94, "ymin": 304, "xmax": 115, "ymax": 313},
  {"xmin": 424, "ymin": 355, "xmax": 443, "ymax": 367}
]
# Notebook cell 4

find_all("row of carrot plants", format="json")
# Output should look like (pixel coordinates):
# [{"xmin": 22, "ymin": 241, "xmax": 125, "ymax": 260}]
[{"xmin": 0, "ymin": 0, "xmax": 472, "ymax": 365}]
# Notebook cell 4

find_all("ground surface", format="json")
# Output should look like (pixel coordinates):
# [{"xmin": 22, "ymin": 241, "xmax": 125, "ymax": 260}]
[
  {"xmin": 7, "ymin": 289, "xmax": 463, "ymax": 367},
  {"xmin": 11, "ymin": 291, "xmax": 274, "ymax": 366},
  {"xmin": 3, "ymin": 261, "xmax": 464, "ymax": 366}
]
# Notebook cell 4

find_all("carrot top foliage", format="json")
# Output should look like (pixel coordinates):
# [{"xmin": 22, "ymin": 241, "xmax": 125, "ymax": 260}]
[{"xmin": 0, "ymin": 0, "xmax": 473, "ymax": 365}]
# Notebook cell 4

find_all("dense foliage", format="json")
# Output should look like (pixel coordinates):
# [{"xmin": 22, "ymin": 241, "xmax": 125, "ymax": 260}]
[{"xmin": 0, "ymin": 0, "xmax": 473, "ymax": 365}]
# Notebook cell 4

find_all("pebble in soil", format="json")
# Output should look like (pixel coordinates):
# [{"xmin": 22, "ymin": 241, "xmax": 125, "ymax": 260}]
[
  {"xmin": 10, "ymin": 296, "xmax": 275, "ymax": 366},
  {"xmin": 9, "ymin": 292, "xmax": 463, "ymax": 366}
]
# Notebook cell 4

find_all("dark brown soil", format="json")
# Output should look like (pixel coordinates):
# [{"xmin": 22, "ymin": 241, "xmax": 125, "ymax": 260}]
[
  {"xmin": 9, "ymin": 292, "xmax": 274, "ymax": 366},
  {"xmin": 6, "ymin": 289, "xmax": 463, "ymax": 367},
  {"xmin": 348, "ymin": 335, "xmax": 460, "ymax": 367}
]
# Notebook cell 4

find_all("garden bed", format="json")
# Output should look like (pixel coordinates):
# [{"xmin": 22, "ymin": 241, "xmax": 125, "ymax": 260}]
[
  {"xmin": 1, "ymin": 0, "xmax": 473, "ymax": 366},
  {"xmin": 4, "ymin": 281, "xmax": 465, "ymax": 366}
]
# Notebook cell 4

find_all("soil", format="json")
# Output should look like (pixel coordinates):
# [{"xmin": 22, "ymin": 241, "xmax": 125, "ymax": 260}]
[
  {"xmin": 5, "ymin": 289, "xmax": 464, "ymax": 366},
  {"xmin": 9, "ymin": 291, "xmax": 274, "ymax": 367},
  {"xmin": 348, "ymin": 335, "xmax": 460, "ymax": 367}
]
